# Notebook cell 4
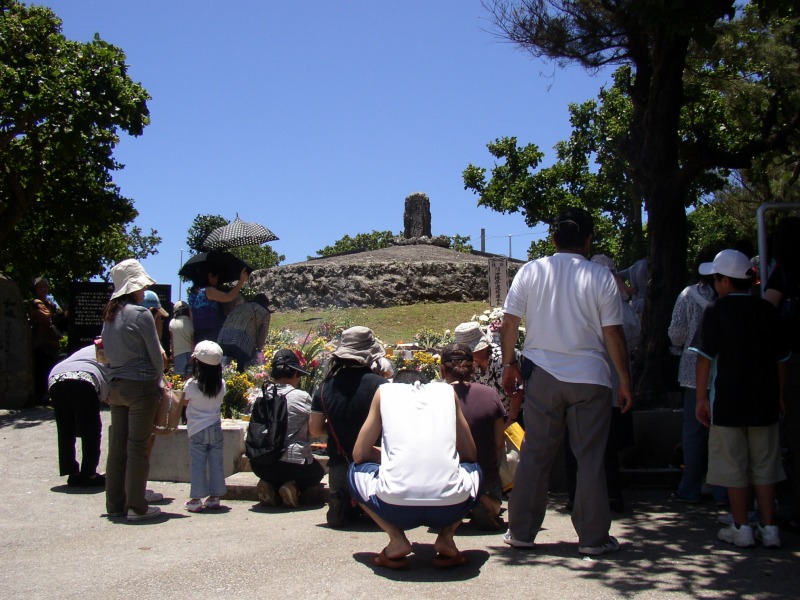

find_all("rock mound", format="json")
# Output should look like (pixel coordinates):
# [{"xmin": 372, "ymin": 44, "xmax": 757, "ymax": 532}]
[{"xmin": 250, "ymin": 245, "xmax": 522, "ymax": 310}]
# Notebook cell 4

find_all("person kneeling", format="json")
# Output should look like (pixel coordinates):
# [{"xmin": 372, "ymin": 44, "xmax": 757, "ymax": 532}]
[
  {"xmin": 348, "ymin": 370, "xmax": 482, "ymax": 569},
  {"xmin": 253, "ymin": 349, "xmax": 325, "ymax": 508}
]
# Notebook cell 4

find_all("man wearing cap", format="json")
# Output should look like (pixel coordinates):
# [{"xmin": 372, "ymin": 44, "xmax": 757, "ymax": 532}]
[
  {"xmin": 690, "ymin": 249, "xmax": 789, "ymax": 548},
  {"xmin": 310, "ymin": 326, "xmax": 388, "ymax": 527},
  {"xmin": 454, "ymin": 321, "xmax": 520, "ymax": 421},
  {"xmin": 217, "ymin": 293, "xmax": 272, "ymax": 373},
  {"xmin": 499, "ymin": 207, "xmax": 633, "ymax": 555},
  {"xmin": 251, "ymin": 349, "xmax": 324, "ymax": 508}
]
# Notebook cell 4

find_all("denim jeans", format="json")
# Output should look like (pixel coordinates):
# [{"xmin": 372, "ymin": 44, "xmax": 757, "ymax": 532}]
[
  {"xmin": 189, "ymin": 422, "xmax": 226, "ymax": 499},
  {"xmin": 677, "ymin": 387, "xmax": 727, "ymax": 503}
]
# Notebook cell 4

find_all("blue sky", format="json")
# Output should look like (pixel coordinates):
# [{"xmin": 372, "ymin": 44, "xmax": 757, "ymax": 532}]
[{"xmin": 39, "ymin": 1, "xmax": 609, "ymax": 299}]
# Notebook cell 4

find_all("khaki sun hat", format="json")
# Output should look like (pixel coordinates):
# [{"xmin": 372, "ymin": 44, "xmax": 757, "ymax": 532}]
[
  {"xmin": 453, "ymin": 321, "xmax": 491, "ymax": 353},
  {"xmin": 332, "ymin": 326, "xmax": 385, "ymax": 366},
  {"xmin": 110, "ymin": 259, "xmax": 156, "ymax": 300}
]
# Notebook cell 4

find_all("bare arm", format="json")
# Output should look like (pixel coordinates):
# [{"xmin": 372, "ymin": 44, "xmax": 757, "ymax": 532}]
[
  {"xmin": 500, "ymin": 314, "xmax": 523, "ymax": 398},
  {"xmin": 695, "ymin": 355, "xmax": 712, "ymax": 427},
  {"xmin": 454, "ymin": 394, "xmax": 477, "ymax": 462},
  {"xmin": 602, "ymin": 324, "xmax": 634, "ymax": 413},
  {"xmin": 352, "ymin": 390, "xmax": 383, "ymax": 464},
  {"xmin": 308, "ymin": 412, "xmax": 327, "ymax": 438},
  {"xmin": 205, "ymin": 269, "xmax": 249, "ymax": 303}
]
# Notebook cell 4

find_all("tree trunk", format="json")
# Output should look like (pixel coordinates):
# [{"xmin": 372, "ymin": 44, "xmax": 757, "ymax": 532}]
[{"xmin": 637, "ymin": 185, "xmax": 686, "ymax": 407}]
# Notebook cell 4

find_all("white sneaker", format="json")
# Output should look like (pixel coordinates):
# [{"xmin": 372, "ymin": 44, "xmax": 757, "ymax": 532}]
[
  {"xmin": 755, "ymin": 524, "xmax": 781, "ymax": 548},
  {"xmin": 145, "ymin": 489, "xmax": 164, "ymax": 503},
  {"xmin": 126, "ymin": 506, "xmax": 161, "ymax": 522},
  {"xmin": 502, "ymin": 530, "xmax": 535, "ymax": 548},
  {"xmin": 204, "ymin": 496, "xmax": 221, "ymax": 510},
  {"xmin": 717, "ymin": 523, "xmax": 755, "ymax": 547},
  {"xmin": 184, "ymin": 498, "xmax": 204, "ymax": 513},
  {"xmin": 579, "ymin": 536, "xmax": 620, "ymax": 556}
]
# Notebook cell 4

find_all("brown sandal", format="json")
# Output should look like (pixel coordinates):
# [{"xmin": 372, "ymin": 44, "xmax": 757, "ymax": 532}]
[{"xmin": 371, "ymin": 548, "xmax": 410, "ymax": 570}]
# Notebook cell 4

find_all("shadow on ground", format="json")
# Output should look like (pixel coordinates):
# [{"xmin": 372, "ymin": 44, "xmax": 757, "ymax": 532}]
[
  {"xmin": 492, "ymin": 491, "xmax": 799, "ymax": 598},
  {"xmin": 0, "ymin": 407, "xmax": 53, "ymax": 430}
]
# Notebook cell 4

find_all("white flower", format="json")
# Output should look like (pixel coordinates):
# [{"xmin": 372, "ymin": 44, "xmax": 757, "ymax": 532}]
[{"xmin": 479, "ymin": 315, "xmax": 489, "ymax": 322}]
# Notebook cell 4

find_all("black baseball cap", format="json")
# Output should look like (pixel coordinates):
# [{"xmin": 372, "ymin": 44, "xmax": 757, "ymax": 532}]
[{"xmin": 272, "ymin": 348, "xmax": 311, "ymax": 375}]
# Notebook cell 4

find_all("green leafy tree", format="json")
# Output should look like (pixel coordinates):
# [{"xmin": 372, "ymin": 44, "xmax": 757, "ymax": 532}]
[
  {"xmin": 482, "ymin": 1, "xmax": 800, "ymax": 401},
  {"xmin": 450, "ymin": 234, "xmax": 474, "ymax": 253},
  {"xmin": 313, "ymin": 230, "xmax": 398, "ymax": 258},
  {"xmin": 185, "ymin": 214, "xmax": 283, "ymax": 272},
  {"xmin": 0, "ymin": 0, "xmax": 155, "ymax": 293}
]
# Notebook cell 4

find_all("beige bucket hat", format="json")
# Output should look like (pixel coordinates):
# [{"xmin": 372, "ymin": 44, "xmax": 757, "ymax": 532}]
[
  {"xmin": 453, "ymin": 321, "xmax": 491, "ymax": 353},
  {"xmin": 110, "ymin": 259, "xmax": 156, "ymax": 300},
  {"xmin": 332, "ymin": 326, "xmax": 385, "ymax": 366}
]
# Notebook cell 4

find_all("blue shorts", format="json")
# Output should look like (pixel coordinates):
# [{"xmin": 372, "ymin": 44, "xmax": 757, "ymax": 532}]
[{"xmin": 348, "ymin": 462, "xmax": 481, "ymax": 530}]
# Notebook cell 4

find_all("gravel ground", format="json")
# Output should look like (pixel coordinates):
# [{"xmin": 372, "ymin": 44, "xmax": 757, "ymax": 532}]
[{"xmin": 2, "ymin": 406, "xmax": 799, "ymax": 600}]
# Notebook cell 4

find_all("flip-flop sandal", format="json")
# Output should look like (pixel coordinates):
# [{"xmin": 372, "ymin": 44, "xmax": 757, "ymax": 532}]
[
  {"xmin": 371, "ymin": 548, "xmax": 410, "ymax": 570},
  {"xmin": 432, "ymin": 552, "xmax": 469, "ymax": 569}
]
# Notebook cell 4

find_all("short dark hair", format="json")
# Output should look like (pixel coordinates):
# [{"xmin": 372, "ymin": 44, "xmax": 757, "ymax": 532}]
[
  {"xmin": 393, "ymin": 369, "xmax": 429, "ymax": 385},
  {"xmin": 553, "ymin": 207, "xmax": 594, "ymax": 249}
]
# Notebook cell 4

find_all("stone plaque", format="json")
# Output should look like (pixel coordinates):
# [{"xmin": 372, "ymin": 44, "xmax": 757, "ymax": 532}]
[{"xmin": 488, "ymin": 258, "xmax": 508, "ymax": 307}]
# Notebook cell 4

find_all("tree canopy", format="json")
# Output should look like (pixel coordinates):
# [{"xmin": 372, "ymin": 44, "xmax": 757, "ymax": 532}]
[
  {"xmin": 0, "ymin": 0, "xmax": 156, "ymax": 293},
  {"xmin": 312, "ymin": 230, "xmax": 475, "ymax": 258},
  {"xmin": 480, "ymin": 0, "xmax": 800, "ymax": 402}
]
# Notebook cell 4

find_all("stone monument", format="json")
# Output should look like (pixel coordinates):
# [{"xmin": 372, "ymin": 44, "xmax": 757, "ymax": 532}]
[{"xmin": 403, "ymin": 192, "xmax": 431, "ymax": 239}]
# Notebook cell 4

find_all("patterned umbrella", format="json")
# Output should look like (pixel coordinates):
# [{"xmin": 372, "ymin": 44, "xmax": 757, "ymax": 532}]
[{"xmin": 201, "ymin": 216, "xmax": 279, "ymax": 251}]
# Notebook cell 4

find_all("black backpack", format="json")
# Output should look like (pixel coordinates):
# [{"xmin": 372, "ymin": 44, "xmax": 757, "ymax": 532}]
[{"xmin": 245, "ymin": 383, "xmax": 288, "ymax": 468}]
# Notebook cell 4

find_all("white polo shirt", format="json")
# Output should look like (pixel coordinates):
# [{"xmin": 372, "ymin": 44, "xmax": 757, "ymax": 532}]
[{"xmin": 504, "ymin": 252, "xmax": 623, "ymax": 388}]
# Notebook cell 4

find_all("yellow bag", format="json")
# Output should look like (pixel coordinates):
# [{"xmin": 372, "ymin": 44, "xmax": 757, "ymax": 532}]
[{"xmin": 499, "ymin": 421, "xmax": 525, "ymax": 492}]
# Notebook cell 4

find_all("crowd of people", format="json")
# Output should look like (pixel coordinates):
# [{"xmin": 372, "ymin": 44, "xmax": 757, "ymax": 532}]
[{"xmin": 38, "ymin": 206, "xmax": 800, "ymax": 565}]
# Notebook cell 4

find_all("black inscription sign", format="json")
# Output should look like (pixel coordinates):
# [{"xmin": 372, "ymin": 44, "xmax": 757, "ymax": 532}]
[{"xmin": 67, "ymin": 283, "xmax": 172, "ymax": 353}]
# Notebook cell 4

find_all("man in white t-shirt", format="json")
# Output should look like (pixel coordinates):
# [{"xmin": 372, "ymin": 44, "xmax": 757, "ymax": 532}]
[{"xmin": 499, "ymin": 207, "xmax": 634, "ymax": 556}]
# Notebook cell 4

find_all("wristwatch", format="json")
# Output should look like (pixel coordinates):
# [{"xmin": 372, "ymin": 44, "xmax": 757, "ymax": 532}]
[{"xmin": 502, "ymin": 359, "xmax": 518, "ymax": 368}]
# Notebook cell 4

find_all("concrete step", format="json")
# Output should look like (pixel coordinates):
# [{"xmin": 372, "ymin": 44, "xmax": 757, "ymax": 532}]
[{"xmin": 224, "ymin": 470, "xmax": 330, "ymax": 505}]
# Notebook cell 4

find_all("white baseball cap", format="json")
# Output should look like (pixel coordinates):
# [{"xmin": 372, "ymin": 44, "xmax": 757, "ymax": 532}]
[
  {"xmin": 192, "ymin": 341, "xmax": 223, "ymax": 366},
  {"xmin": 698, "ymin": 249, "xmax": 754, "ymax": 279}
]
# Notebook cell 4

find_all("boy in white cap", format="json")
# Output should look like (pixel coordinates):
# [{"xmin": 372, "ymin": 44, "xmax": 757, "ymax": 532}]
[{"xmin": 690, "ymin": 249, "xmax": 790, "ymax": 548}]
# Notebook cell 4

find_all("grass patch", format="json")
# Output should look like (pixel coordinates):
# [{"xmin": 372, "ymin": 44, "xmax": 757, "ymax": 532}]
[{"xmin": 270, "ymin": 301, "xmax": 492, "ymax": 343}]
